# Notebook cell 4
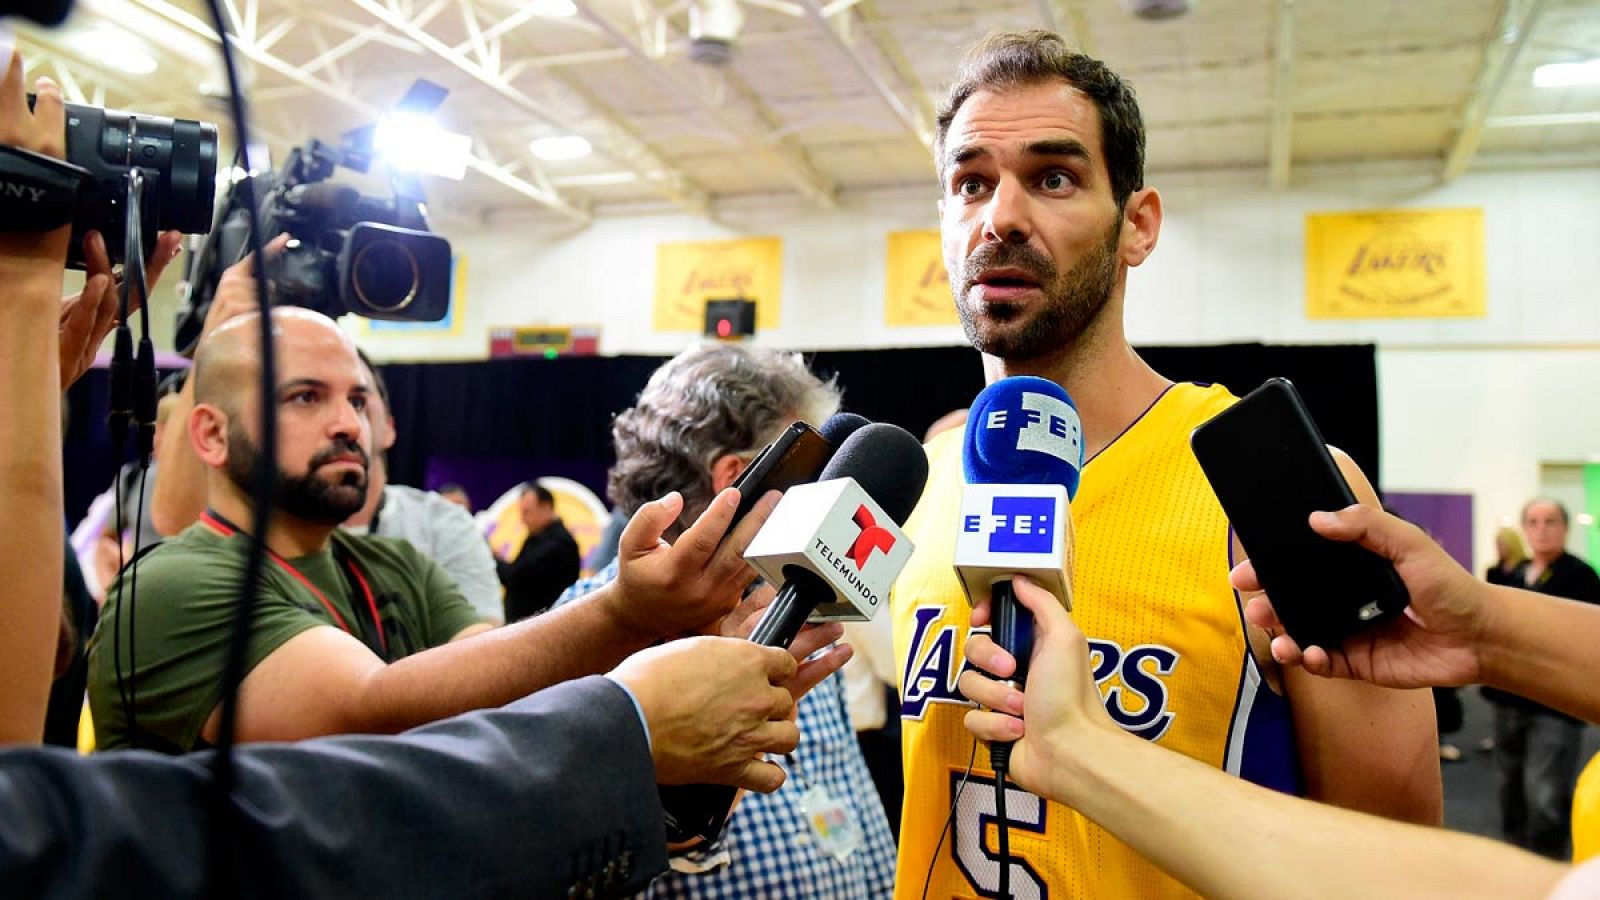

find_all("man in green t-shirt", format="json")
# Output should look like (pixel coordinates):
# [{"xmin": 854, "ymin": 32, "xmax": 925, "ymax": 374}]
[{"xmin": 89, "ymin": 305, "xmax": 793, "ymax": 755}]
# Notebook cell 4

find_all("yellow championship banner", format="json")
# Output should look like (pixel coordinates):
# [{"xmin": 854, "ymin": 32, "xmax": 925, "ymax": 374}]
[
  {"xmin": 654, "ymin": 237, "xmax": 782, "ymax": 331},
  {"xmin": 1305, "ymin": 207, "xmax": 1486, "ymax": 319},
  {"xmin": 885, "ymin": 230, "xmax": 958, "ymax": 326}
]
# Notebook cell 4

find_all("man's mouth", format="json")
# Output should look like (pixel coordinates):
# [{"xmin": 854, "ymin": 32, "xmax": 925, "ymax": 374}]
[{"xmin": 969, "ymin": 267, "xmax": 1044, "ymax": 303}]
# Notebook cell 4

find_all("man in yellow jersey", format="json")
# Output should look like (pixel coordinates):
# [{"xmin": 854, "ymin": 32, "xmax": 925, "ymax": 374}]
[{"xmin": 892, "ymin": 31, "xmax": 1441, "ymax": 899}]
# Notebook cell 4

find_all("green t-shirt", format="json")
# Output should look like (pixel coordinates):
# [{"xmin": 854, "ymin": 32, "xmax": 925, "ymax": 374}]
[{"xmin": 87, "ymin": 520, "xmax": 482, "ymax": 753}]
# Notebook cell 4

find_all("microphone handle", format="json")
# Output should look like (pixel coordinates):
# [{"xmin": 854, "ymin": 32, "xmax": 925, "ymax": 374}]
[
  {"xmin": 748, "ymin": 569, "xmax": 831, "ymax": 648},
  {"xmin": 991, "ymin": 579, "xmax": 1032, "ymax": 687}
]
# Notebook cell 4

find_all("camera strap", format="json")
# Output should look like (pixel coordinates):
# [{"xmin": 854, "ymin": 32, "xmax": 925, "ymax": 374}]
[{"xmin": 0, "ymin": 144, "xmax": 92, "ymax": 231}]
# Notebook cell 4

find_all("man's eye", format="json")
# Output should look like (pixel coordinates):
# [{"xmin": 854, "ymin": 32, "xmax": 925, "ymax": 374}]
[
  {"xmin": 957, "ymin": 177, "xmax": 986, "ymax": 197},
  {"xmin": 1041, "ymin": 172, "xmax": 1072, "ymax": 191},
  {"xmin": 287, "ymin": 391, "xmax": 317, "ymax": 405},
  {"xmin": 352, "ymin": 396, "xmax": 368, "ymax": 412}
]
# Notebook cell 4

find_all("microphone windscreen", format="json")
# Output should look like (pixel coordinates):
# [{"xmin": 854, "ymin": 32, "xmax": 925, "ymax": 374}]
[
  {"xmin": 962, "ymin": 376, "xmax": 1083, "ymax": 496},
  {"xmin": 819, "ymin": 412, "xmax": 870, "ymax": 447},
  {"xmin": 819, "ymin": 422, "xmax": 928, "ymax": 525}
]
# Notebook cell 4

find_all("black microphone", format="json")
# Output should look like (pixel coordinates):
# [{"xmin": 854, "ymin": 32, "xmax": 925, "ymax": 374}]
[{"xmin": 745, "ymin": 422, "xmax": 929, "ymax": 648}]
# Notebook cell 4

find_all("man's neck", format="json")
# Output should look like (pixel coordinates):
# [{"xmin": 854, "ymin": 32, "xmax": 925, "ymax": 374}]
[
  {"xmin": 209, "ymin": 478, "xmax": 337, "ymax": 558},
  {"xmin": 1532, "ymin": 550, "xmax": 1563, "ymax": 569},
  {"xmin": 981, "ymin": 305, "xmax": 1170, "ymax": 460}
]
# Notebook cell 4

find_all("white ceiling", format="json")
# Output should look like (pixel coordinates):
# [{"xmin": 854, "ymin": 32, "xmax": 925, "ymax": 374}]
[{"xmin": 12, "ymin": 0, "xmax": 1600, "ymax": 224}]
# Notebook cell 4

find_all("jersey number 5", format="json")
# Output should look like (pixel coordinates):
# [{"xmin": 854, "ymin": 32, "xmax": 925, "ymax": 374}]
[{"xmin": 950, "ymin": 772, "xmax": 1048, "ymax": 899}]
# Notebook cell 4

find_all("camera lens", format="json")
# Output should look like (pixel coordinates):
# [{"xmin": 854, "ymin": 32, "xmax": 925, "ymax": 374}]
[{"xmin": 351, "ymin": 238, "xmax": 421, "ymax": 312}]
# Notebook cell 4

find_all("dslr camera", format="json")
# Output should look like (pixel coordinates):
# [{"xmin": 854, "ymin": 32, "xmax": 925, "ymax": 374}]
[
  {"xmin": 0, "ymin": 98, "xmax": 218, "ymax": 266},
  {"xmin": 177, "ymin": 138, "xmax": 452, "ymax": 354}
]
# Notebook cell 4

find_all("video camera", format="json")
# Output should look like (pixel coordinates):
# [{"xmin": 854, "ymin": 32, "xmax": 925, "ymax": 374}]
[
  {"xmin": 0, "ymin": 98, "xmax": 218, "ymax": 266},
  {"xmin": 176, "ymin": 137, "xmax": 452, "ymax": 354}
]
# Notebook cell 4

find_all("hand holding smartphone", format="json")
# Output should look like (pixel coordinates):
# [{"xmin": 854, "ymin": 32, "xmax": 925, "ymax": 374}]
[{"xmin": 1191, "ymin": 378, "xmax": 1409, "ymax": 650}]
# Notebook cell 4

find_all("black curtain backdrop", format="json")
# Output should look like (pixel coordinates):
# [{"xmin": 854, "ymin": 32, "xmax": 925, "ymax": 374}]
[{"xmin": 62, "ymin": 343, "xmax": 1377, "ymax": 523}]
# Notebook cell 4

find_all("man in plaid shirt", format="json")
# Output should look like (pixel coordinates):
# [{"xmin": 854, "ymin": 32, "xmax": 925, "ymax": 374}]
[{"xmin": 558, "ymin": 344, "xmax": 896, "ymax": 898}]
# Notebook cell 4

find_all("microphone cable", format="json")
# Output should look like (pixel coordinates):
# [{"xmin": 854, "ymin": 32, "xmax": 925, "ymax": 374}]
[
  {"xmin": 192, "ymin": 1, "xmax": 278, "ymax": 894},
  {"xmin": 920, "ymin": 738, "xmax": 978, "ymax": 900}
]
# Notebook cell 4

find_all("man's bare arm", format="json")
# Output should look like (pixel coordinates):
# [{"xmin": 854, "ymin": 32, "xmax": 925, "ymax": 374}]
[
  {"xmin": 1277, "ymin": 450, "xmax": 1442, "ymax": 824},
  {"xmin": 201, "ymin": 489, "xmax": 816, "ymax": 743}
]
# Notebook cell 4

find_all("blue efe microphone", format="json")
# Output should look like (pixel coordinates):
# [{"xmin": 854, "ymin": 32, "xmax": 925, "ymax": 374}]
[{"xmin": 954, "ymin": 375, "xmax": 1084, "ymax": 688}]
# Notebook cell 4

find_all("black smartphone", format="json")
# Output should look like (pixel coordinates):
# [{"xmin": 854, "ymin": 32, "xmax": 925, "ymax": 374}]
[
  {"xmin": 1190, "ymin": 377, "xmax": 1409, "ymax": 650},
  {"xmin": 727, "ymin": 421, "xmax": 833, "ymax": 529}
]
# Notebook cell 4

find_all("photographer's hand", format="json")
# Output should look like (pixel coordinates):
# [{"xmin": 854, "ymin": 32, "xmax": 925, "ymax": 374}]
[
  {"xmin": 56, "ymin": 229, "xmax": 183, "ymax": 389},
  {"xmin": 0, "ymin": 52, "xmax": 68, "ymax": 278}
]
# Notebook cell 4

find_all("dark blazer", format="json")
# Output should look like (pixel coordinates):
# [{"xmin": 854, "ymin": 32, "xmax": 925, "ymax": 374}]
[
  {"xmin": 498, "ymin": 518, "xmax": 581, "ymax": 622},
  {"xmin": 0, "ymin": 676, "xmax": 667, "ymax": 899}
]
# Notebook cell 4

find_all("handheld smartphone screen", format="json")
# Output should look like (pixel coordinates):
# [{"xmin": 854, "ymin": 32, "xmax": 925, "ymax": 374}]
[{"xmin": 1190, "ymin": 378, "xmax": 1409, "ymax": 649}]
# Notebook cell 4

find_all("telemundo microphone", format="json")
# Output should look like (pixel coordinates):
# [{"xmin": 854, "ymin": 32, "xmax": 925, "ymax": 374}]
[
  {"xmin": 744, "ymin": 422, "xmax": 929, "ymax": 647},
  {"xmin": 955, "ymin": 376, "xmax": 1083, "ymax": 691}
]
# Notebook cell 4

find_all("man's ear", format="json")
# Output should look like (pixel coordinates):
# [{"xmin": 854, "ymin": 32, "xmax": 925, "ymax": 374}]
[
  {"xmin": 1119, "ymin": 186, "xmax": 1162, "ymax": 268},
  {"xmin": 189, "ymin": 404, "xmax": 231, "ymax": 469},
  {"xmin": 709, "ymin": 453, "xmax": 748, "ymax": 494},
  {"xmin": 381, "ymin": 414, "xmax": 397, "ymax": 452}
]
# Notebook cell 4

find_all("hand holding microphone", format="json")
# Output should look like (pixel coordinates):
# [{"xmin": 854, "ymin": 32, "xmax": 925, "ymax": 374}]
[{"xmin": 954, "ymin": 376, "xmax": 1083, "ymax": 689}]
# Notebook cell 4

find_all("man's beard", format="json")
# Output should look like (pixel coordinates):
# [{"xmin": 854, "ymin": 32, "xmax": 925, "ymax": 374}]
[
  {"xmin": 951, "ymin": 220, "xmax": 1121, "ymax": 362},
  {"xmin": 225, "ymin": 423, "xmax": 370, "ymax": 526}
]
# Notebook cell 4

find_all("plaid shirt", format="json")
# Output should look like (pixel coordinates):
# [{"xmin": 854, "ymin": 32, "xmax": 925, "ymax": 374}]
[{"xmin": 558, "ymin": 563, "xmax": 897, "ymax": 898}]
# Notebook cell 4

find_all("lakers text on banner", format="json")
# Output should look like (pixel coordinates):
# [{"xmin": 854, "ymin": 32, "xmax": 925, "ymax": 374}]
[{"xmin": 1305, "ymin": 207, "xmax": 1486, "ymax": 319}]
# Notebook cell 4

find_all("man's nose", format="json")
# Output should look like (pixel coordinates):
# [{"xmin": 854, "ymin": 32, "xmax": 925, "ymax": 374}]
[{"xmin": 982, "ymin": 177, "xmax": 1033, "ymax": 246}]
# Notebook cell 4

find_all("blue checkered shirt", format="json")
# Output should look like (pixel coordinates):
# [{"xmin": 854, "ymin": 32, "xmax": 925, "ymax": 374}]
[{"xmin": 557, "ymin": 563, "xmax": 897, "ymax": 899}]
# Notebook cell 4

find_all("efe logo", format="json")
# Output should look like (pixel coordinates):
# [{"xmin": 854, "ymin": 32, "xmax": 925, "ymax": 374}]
[
  {"xmin": 962, "ymin": 496, "xmax": 1053, "ymax": 553},
  {"xmin": 846, "ymin": 505, "xmax": 897, "ymax": 569}
]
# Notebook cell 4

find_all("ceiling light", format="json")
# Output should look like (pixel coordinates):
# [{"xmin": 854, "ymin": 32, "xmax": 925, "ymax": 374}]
[
  {"xmin": 68, "ymin": 27, "xmax": 159, "ymax": 75},
  {"xmin": 529, "ymin": 135, "xmax": 592, "ymax": 162},
  {"xmin": 1533, "ymin": 60, "xmax": 1600, "ymax": 88},
  {"xmin": 375, "ymin": 112, "xmax": 472, "ymax": 180},
  {"xmin": 527, "ymin": 0, "xmax": 577, "ymax": 16}
]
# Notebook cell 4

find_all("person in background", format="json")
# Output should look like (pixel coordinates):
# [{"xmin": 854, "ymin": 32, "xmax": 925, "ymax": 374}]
[
  {"xmin": 1482, "ymin": 499, "xmax": 1600, "ymax": 858},
  {"xmin": 496, "ymin": 481, "xmax": 580, "ymax": 622},
  {"xmin": 343, "ymin": 349, "xmax": 503, "ymax": 624}
]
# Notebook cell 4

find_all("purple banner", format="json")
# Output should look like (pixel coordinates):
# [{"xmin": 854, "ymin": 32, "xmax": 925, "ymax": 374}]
[{"xmin": 1384, "ymin": 491, "xmax": 1474, "ymax": 572}]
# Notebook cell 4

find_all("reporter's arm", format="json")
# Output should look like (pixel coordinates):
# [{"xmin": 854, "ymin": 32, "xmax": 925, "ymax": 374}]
[
  {"xmin": 3, "ymin": 676, "xmax": 669, "ymax": 899},
  {"xmin": 959, "ymin": 579, "xmax": 1563, "ymax": 900},
  {"xmin": 0, "ymin": 59, "xmax": 70, "ymax": 744},
  {"xmin": 205, "ymin": 490, "xmax": 780, "ymax": 744},
  {"xmin": 1240, "ymin": 503, "xmax": 1600, "ymax": 723},
  {"xmin": 1040, "ymin": 722, "xmax": 1559, "ymax": 900}
]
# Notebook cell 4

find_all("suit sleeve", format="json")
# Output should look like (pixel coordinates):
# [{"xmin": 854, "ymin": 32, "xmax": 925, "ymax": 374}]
[{"xmin": 0, "ymin": 676, "xmax": 667, "ymax": 899}]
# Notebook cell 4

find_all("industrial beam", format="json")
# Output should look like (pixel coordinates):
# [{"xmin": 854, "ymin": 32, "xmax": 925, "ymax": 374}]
[
  {"xmin": 339, "ymin": 0, "xmax": 708, "ymax": 213},
  {"xmin": 1442, "ymin": 0, "xmax": 1547, "ymax": 181},
  {"xmin": 126, "ymin": 0, "xmax": 592, "ymax": 223},
  {"xmin": 1035, "ymin": 0, "xmax": 1096, "ymax": 56},
  {"xmin": 795, "ymin": 0, "xmax": 932, "ymax": 150},
  {"xmin": 1267, "ymin": 0, "xmax": 1295, "ymax": 189},
  {"xmin": 572, "ymin": 0, "xmax": 836, "ymax": 208},
  {"xmin": 1487, "ymin": 110, "xmax": 1600, "ymax": 128}
]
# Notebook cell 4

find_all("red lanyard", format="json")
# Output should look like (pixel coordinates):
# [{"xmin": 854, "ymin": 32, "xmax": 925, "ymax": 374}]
[{"xmin": 200, "ymin": 510, "xmax": 389, "ymax": 657}]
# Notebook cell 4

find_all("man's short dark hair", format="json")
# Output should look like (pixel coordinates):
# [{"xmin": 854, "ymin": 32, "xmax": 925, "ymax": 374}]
[
  {"xmin": 935, "ymin": 30, "xmax": 1146, "ymax": 211},
  {"xmin": 522, "ymin": 482, "xmax": 555, "ymax": 506}
]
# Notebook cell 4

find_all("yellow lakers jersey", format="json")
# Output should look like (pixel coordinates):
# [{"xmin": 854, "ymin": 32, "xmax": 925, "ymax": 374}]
[
  {"xmin": 1574, "ymin": 752, "xmax": 1600, "ymax": 862},
  {"xmin": 893, "ymin": 382, "xmax": 1301, "ymax": 900}
]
